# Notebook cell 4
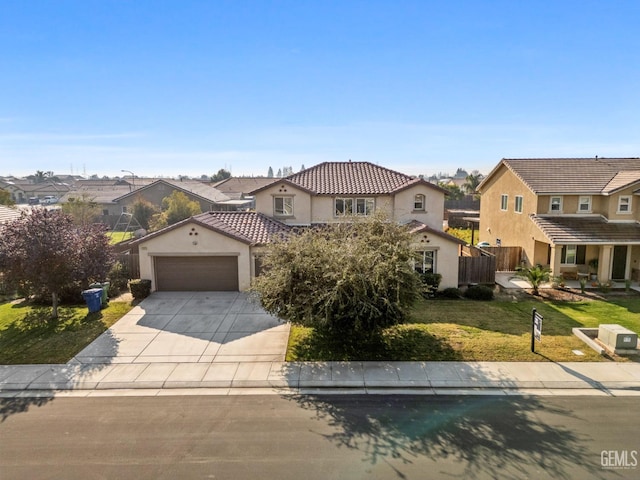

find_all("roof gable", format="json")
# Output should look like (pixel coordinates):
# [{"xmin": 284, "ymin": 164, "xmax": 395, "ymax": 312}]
[
  {"xmin": 114, "ymin": 179, "xmax": 229, "ymax": 203},
  {"xmin": 479, "ymin": 158, "xmax": 640, "ymax": 194}
]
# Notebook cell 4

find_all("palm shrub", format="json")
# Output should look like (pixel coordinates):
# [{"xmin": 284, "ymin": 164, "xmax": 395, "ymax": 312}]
[{"xmin": 515, "ymin": 264, "xmax": 551, "ymax": 295}]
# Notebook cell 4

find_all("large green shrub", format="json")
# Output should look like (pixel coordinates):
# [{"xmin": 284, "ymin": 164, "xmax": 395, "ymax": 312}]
[{"xmin": 252, "ymin": 213, "xmax": 420, "ymax": 341}]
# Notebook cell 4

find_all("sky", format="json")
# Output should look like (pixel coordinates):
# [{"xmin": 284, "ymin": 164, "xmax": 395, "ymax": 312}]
[{"xmin": 1, "ymin": 0, "xmax": 640, "ymax": 179}]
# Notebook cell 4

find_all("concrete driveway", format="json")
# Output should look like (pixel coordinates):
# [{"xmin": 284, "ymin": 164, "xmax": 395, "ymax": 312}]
[{"xmin": 72, "ymin": 292, "xmax": 289, "ymax": 365}]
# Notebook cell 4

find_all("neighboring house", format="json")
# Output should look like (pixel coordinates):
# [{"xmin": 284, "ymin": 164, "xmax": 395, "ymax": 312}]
[
  {"xmin": 136, "ymin": 161, "xmax": 465, "ymax": 292},
  {"xmin": 212, "ymin": 177, "xmax": 278, "ymax": 210},
  {"xmin": 476, "ymin": 157, "xmax": 640, "ymax": 282},
  {"xmin": 136, "ymin": 211, "xmax": 291, "ymax": 291},
  {"xmin": 0, "ymin": 179, "xmax": 72, "ymax": 204},
  {"xmin": 114, "ymin": 179, "xmax": 239, "ymax": 214},
  {"xmin": 59, "ymin": 186, "xmax": 134, "ymax": 228}
]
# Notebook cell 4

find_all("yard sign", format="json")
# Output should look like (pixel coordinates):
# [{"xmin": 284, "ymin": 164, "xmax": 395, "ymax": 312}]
[{"xmin": 531, "ymin": 308, "xmax": 543, "ymax": 353}]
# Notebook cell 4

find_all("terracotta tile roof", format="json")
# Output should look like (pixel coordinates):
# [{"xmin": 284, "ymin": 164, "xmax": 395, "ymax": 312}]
[
  {"xmin": 481, "ymin": 158, "xmax": 640, "ymax": 194},
  {"xmin": 253, "ymin": 161, "xmax": 443, "ymax": 196},
  {"xmin": 193, "ymin": 211, "xmax": 291, "ymax": 245},
  {"xmin": 531, "ymin": 215, "xmax": 640, "ymax": 245},
  {"xmin": 406, "ymin": 220, "xmax": 467, "ymax": 245}
]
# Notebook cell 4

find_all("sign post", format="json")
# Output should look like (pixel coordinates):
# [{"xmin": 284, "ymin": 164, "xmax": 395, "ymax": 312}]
[{"xmin": 531, "ymin": 308, "xmax": 543, "ymax": 352}]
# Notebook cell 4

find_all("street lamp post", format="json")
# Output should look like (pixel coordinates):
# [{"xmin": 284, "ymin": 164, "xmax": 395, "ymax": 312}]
[{"xmin": 121, "ymin": 170, "xmax": 135, "ymax": 192}]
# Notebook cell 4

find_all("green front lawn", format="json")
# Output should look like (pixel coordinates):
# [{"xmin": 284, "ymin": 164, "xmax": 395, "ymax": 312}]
[
  {"xmin": 0, "ymin": 300, "xmax": 134, "ymax": 364},
  {"xmin": 287, "ymin": 295, "xmax": 640, "ymax": 362}
]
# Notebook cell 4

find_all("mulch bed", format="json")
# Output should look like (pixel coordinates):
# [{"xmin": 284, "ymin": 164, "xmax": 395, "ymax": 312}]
[{"xmin": 513, "ymin": 287, "xmax": 640, "ymax": 302}]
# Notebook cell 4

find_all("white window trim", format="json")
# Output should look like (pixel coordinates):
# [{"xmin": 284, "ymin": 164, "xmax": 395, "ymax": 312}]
[
  {"xmin": 500, "ymin": 194, "xmax": 508, "ymax": 211},
  {"xmin": 273, "ymin": 196, "xmax": 294, "ymax": 217},
  {"xmin": 415, "ymin": 249, "xmax": 437, "ymax": 274},
  {"xmin": 561, "ymin": 245, "xmax": 577, "ymax": 265},
  {"xmin": 578, "ymin": 196, "xmax": 592, "ymax": 213},
  {"xmin": 334, "ymin": 197, "xmax": 375, "ymax": 217},
  {"xmin": 617, "ymin": 195, "xmax": 632, "ymax": 214},
  {"xmin": 514, "ymin": 195, "xmax": 523, "ymax": 214},
  {"xmin": 414, "ymin": 194, "xmax": 425, "ymax": 211},
  {"xmin": 549, "ymin": 196, "xmax": 562, "ymax": 213}
]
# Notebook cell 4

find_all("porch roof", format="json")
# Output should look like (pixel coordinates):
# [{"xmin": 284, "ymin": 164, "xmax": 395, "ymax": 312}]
[{"xmin": 531, "ymin": 215, "xmax": 640, "ymax": 245}]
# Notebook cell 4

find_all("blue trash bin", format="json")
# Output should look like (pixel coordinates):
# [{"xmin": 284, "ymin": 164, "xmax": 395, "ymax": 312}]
[{"xmin": 82, "ymin": 288, "xmax": 103, "ymax": 313}]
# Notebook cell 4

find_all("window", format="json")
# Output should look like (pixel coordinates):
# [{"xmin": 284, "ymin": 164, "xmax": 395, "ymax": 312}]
[
  {"xmin": 500, "ymin": 194, "xmax": 508, "ymax": 211},
  {"xmin": 415, "ymin": 250, "xmax": 436, "ymax": 274},
  {"xmin": 514, "ymin": 195, "xmax": 523, "ymax": 213},
  {"xmin": 578, "ymin": 196, "xmax": 591, "ymax": 213},
  {"xmin": 550, "ymin": 196, "xmax": 562, "ymax": 213},
  {"xmin": 414, "ymin": 194, "xmax": 425, "ymax": 211},
  {"xmin": 618, "ymin": 196, "xmax": 631, "ymax": 213},
  {"xmin": 274, "ymin": 196, "xmax": 293, "ymax": 216},
  {"xmin": 102, "ymin": 209, "xmax": 109, "ymax": 216},
  {"xmin": 335, "ymin": 197, "xmax": 374, "ymax": 216},
  {"xmin": 560, "ymin": 245, "xmax": 586, "ymax": 265},
  {"xmin": 121, "ymin": 206, "xmax": 128, "ymax": 213}
]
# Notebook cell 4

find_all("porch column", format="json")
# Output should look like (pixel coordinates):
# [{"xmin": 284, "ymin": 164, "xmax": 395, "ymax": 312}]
[
  {"xmin": 599, "ymin": 245, "xmax": 613, "ymax": 282},
  {"xmin": 549, "ymin": 244, "xmax": 561, "ymax": 278}
]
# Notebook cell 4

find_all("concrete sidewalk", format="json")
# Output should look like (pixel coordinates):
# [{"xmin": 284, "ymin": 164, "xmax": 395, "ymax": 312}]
[{"xmin": 2, "ymin": 361, "xmax": 640, "ymax": 396}]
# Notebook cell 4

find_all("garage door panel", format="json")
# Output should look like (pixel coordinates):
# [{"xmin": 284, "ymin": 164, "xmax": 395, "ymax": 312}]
[{"xmin": 155, "ymin": 256, "xmax": 238, "ymax": 291}]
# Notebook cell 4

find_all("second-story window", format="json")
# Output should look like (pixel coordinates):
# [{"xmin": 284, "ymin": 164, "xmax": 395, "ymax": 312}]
[
  {"xmin": 514, "ymin": 195, "xmax": 523, "ymax": 213},
  {"xmin": 618, "ymin": 196, "xmax": 631, "ymax": 213},
  {"xmin": 550, "ymin": 196, "xmax": 562, "ymax": 213},
  {"xmin": 578, "ymin": 196, "xmax": 591, "ymax": 213},
  {"xmin": 500, "ymin": 194, "xmax": 508, "ymax": 211},
  {"xmin": 274, "ymin": 196, "xmax": 293, "ymax": 216},
  {"xmin": 414, "ymin": 194, "xmax": 425, "ymax": 211},
  {"xmin": 335, "ymin": 197, "xmax": 374, "ymax": 216}
]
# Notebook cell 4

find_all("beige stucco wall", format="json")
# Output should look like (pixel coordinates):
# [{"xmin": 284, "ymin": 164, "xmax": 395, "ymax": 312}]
[
  {"xmin": 478, "ymin": 165, "xmax": 542, "ymax": 265},
  {"xmin": 137, "ymin": 223, "xmax": 252, "ymax": 291},
  {"xmin": 394, "ymin": 185, "xmax": 445, "ymax": 229},
  {"xmin": 253, "ymin": 182, "xmax": 312, "ymax": 225},
  {"xmin": 411, "ymin": 232, "xmax": 460, "ymax": 289}
]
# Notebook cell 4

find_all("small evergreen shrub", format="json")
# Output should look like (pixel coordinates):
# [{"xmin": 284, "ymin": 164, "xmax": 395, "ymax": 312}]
[
  {"xmin": 439, "ymin": 287, "xmax": 462, "ymax": 299},
  {"xmin": 107, "ymin": 261, "xmax": 130, "ymax": 297},
  {"xmin": 129, "ymin": 279, "xmax": 152, "ymax": 300},
  {"xmin": 464, "ymin": 284, "xmax": 494, "ymax": 301},
  {"xmin": 419, "ymin": 272, "xmax": 442, "ymax": 298}
]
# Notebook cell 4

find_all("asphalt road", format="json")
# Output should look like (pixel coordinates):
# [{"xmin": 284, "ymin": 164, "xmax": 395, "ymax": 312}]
[{"xmin": 1, "ymin": 394, "xmax": 639, "ymax": 479}]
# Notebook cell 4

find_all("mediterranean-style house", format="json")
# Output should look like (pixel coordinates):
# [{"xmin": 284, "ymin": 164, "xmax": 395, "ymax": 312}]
[
  {"xmin": 476, "ymin": 157, "xmax": 640, "ymax": 283},
  {"xmin": 135, "ymin": 161, "xmax": 465, "ymax": 292}
]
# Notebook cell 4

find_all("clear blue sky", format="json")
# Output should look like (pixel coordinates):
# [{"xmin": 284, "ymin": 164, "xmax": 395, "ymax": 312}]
[{"xmin": 2, "ymin": 0, "xmax": 639, "ymax": 179}]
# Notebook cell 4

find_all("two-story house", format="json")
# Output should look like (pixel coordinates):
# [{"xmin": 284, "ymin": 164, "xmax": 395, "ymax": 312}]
[
  {"xmin": 477, "ymin": 157, "xmax": 640, "ymax": 282},
  {"xmin": 135, "ymin": 161, "xmax": 465, "ymax": 292}
]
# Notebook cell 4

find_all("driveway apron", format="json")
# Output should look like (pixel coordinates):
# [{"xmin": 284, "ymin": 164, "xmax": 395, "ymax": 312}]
[{"xmin": 72, "ymin": 292, "xmax": 289, "ymax": 365}]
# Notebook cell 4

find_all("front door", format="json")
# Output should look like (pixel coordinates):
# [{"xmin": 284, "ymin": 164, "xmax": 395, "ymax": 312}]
[{"xmin": 612, "ymin": 245, "xmax": 628, "ymax": 280}]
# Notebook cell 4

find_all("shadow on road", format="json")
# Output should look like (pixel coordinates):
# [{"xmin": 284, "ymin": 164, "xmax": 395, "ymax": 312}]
[{"xmin": 285, "ymin": 394, "xmax": 603, "ymax": 479}]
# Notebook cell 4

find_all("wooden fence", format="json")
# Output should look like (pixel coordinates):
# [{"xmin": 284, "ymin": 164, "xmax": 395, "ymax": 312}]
[
  {"xmin": 116, "ymin": 253, "xmax": 140, "ymax": 279},
  {"xmin": 458, "ymin": 255, "xmax": 496, "ymax": 285},
  {"xmin": 480, "ymin": 246, "xmax": 522, "ymax": 271}
]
